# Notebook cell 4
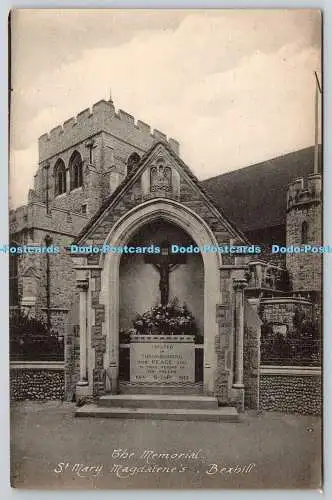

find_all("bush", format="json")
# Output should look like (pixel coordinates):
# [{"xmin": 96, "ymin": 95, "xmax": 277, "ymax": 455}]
[
  {"xmin": 260, "ymin": 318, "xmax": 321, "ymax": 366},
  {"xmin": 10, "ymin": 309, "xmax": 64, "ymax": 361}
]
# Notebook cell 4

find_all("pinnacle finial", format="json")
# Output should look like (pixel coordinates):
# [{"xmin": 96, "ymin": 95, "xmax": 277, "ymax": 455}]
[{"xmin": 109, "ymin": 87, "xmax": 114, "ymax": 104}]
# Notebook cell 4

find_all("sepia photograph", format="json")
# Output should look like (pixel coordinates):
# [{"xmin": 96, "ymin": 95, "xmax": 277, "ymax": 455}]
[{"xmin": 9, "ymin": 8, "xmax": 322, "ymax": 489}]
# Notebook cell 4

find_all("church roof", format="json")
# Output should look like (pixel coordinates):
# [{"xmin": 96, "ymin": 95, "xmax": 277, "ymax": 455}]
[{"xmin": 200, "ymin": 146, "xmax": 322, "ymax": 233}]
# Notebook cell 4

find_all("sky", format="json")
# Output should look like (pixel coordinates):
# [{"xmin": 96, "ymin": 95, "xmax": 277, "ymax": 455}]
[{"xmin": 9, "ymin": 9, "xmax": 322, "ymax": 208}]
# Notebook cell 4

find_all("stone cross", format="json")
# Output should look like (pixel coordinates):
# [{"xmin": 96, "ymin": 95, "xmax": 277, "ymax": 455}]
[{"xmin": 144, "ymin": 241, "xmax": 186, "ymax": 306}]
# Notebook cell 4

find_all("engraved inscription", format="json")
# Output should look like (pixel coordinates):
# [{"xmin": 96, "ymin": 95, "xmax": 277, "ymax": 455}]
[{"xmin": 130, "ymin": 341, "xmax": 194, "ymax": 383}]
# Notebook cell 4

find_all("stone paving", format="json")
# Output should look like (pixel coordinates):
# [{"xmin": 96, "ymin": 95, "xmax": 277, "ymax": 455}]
[{"xmin": 10, "ymin": 401, "xmax": 322, "ymax": 490}]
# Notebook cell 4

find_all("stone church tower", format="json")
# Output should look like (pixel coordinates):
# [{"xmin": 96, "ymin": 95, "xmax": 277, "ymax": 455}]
[
  {"xmin": 9, "ymin": 97, "xmax": 179, "ymax": 332},
  {"xmin": 286, "ymin": 172, "xmax": 322, "ymax": 294}
]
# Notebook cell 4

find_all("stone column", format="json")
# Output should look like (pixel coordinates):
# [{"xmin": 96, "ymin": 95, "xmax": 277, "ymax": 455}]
[
  {"xmin": 77, "ymin": 278, "xmax": 89, "ymax": 386},
  {"xmin": 250, "ymin": 260, "xmax": 265, "ymax": 288},
  {"xmin": 66, "ymin": 168, "xmax": 70, "ymax": 193},
  {"xmin": 233, "ymin": 278, "xmax": 248, "ymax": 388}
]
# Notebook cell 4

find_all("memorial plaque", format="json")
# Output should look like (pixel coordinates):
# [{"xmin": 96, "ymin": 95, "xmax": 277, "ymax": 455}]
[{"xmin": 130, "ymin": 335, "xmax": 195, "ymax": 383}]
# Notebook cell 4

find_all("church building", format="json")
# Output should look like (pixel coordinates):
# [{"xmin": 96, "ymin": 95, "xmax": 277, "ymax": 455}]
[{"xmin": 9, "ymin": 96, "xmax": 322, "ymax": 417}]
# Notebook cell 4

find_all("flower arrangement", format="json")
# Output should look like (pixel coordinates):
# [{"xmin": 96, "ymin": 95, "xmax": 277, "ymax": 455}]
[{"xmin": 129, "ymin": 298, "xmax": 198, "ymax": 337}]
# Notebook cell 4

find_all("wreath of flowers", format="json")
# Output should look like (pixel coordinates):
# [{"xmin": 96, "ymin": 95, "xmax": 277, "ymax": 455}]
[{"xmin": 120, "ymin": 298, "xmax": 202, "ymax": 341}]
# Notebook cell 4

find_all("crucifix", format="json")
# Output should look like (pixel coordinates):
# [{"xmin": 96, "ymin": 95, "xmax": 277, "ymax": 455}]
[{"xmin": 144, "ymin": 241, "xmax": 186, "ymax": 306}]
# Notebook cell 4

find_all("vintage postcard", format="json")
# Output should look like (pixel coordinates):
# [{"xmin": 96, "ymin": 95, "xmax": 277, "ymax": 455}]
[{"xmin": 9, "ymin": 9, "xmax": 323, "ymax": 489}]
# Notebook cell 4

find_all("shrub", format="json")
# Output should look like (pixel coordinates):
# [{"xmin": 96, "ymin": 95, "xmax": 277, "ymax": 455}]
[{"xmin": 10, "ymin": 309, "xmax": 64, "ymax": 361}]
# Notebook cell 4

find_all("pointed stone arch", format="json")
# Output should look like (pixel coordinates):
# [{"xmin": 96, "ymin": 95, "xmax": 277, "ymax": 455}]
[
  {"xmin": 54, "ymin": 158, "xmax": 66, "ymax": 196},
  {"xmin": 69, "ymin": 150, "xmax": 83, "ymax": 190},
  {"xmin": 99, "ymin": 198, "xmax": 223, "ymax": 394}
]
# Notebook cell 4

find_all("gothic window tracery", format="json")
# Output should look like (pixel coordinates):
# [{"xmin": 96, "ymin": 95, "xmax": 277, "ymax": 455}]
[
  {"xmin": 69, "ymin": 151, "xmax": 83, "ymax": 190},
  {"xmin": 54, "ymin": 159, "xmax": 66, "ymax": 196}
]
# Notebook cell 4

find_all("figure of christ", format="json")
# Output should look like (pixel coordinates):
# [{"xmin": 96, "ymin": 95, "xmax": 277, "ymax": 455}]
[{"xmin": 144, "ymin": 242, "xmax": 186, "ymax": 306}]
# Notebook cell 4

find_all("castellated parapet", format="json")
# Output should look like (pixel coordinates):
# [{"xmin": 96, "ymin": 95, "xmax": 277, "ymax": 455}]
[
  {"xmin": 9, "ymin": 202, "xmax": 89, "ymax": 239},
  {"xmin": 286, "ymin": 173, "xmax": 321, "ymax": 211},
  {"xmin": 38, "ymin": 99, "xmax": 180, "ymax": 162}
]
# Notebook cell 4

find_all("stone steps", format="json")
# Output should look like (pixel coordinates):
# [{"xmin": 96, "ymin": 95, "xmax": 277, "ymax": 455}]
[
  {"xmin": 118, "ymin": 382, "xmax": 204, "ymax": 395},
  {"xmin": 98, "ymin": 394, "xmax": 218, "ymax": 409},
  {"xmin": 75, "ymin": 394, "xmax": 240, "ymax": 422},
  {"xmin": 75, "ymin": 404, "xmax": 240, "ymax": 422}
]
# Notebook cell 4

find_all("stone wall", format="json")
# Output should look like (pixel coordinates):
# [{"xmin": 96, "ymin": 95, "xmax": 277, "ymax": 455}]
[
  {"xmin": 63, "ymin": 295, "xmax": 80, "ymax": 399},
  {"xmin": 88, "ymin": 269, "xmax": 107, "ymax": 397},
  {"xmin": 259, "ymin": 369, "xmax": 321, "ymax": 415},
  {"xmin": 10, "ymin": 365, "xmax": 64, "ymax": 401},
  {"xmin": 215, "ymin": 303, "xmax": 233, "ymax": 403},
  {"xmin": 13, "ymin": 250, "xmax": 74, "ymax": 340},
  {"xmin": 259, "ymin": 297, "xmax": 312, "ymax": 334},
  {"xmin": 34, "ymin": 133, "xmax": 108, "ymax": 216},
  {"xmin": 243, "ymin": 299, "xmax": 261, "ymax": 409},
  {"xmin": 64, "ymin": 328, "xmax": 80, "ymax": 399}
]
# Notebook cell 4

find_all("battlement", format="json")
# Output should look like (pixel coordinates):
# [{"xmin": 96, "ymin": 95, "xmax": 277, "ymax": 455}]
[
  {"xmin": 38, "ymin": 99, "xmax": 180, "ymax": 161},
  {"xmin": 9, "ymin": 202, "xmax": 88, "ymax": 237},
  {"xmin": 9, "ymin": 205, "xmax": 28, "ymax": 231},
  {"xmin": 287, "ymin": 173, "xmax": 322, "ymax": 211}
]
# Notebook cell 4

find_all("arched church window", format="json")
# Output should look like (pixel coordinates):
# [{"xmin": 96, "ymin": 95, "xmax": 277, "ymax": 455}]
[
  {"xmin": 127, "ymin": 152, "xmax": 141, "ymax": 175},
  {"xmin": 301, "ymin": 221, "xmax": 308, "ymax": 244},
  {"xmin": 54, "ymin": 159, "xmax": 66, "ymax": 196},
  {"xmin": 69, "ymin": 151, "xmax": 83, "ymax": 190}
]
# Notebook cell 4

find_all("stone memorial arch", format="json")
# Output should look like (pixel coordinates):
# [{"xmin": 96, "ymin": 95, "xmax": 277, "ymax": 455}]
[
  {"xmin": 72, "ymin": 142, "xmax": 254, "ymax": 409},
  {"xmin": 100, "ymin": 199, "xmax": 221, "ymax": 394}
]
